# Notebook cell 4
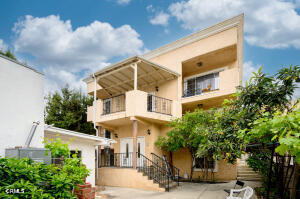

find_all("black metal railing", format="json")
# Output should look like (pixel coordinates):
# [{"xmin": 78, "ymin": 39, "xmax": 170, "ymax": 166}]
[
  {"xmin": 137, "ymin": 153, "xmax": 171, "ymax": 191},
  {"xmin": 101, "ymin": 152, "xmax": 133, "ymax": 168},
  {"xmin": 100, "ymin": 152, "xmax": 174, "ymax": 191},
  {"xmin": 102, "ymin": 94, "xmax": 125, "ymax": 115},
  {"xmin": 151, "ymin": 153, "xmax": 180, "ymax": 186},
  {"xmin": 147, "ymin": 94, "xmax": 172, "ymax": 115}
]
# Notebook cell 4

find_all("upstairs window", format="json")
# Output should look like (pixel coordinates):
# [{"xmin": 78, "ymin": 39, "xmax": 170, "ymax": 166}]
[{"xmin": 183, "ymin": 72, "xmax": 220, "ymax": 97}]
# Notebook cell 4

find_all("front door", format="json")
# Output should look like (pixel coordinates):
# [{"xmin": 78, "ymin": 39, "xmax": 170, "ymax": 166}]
[{"xmin": 120, "ymin": 137, "xmax": 145, "ymax": 167}]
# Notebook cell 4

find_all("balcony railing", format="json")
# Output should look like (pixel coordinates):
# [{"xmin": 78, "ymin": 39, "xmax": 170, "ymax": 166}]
[
  {"xmin": 147, "ymin": 94, "xmax": 172, "ymax": 115},
  {"xmin": 183, "ymin": 72, "xmax": 219, "ymax": 97},
  {"xmin": 103, "ymin": 94, "xmax": 125, "ymax": 115}
]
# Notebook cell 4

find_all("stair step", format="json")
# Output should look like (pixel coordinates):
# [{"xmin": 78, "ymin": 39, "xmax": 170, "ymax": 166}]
[{"xmin": 237, "ymin": 177, "xmax": 263, "ymax": 181}]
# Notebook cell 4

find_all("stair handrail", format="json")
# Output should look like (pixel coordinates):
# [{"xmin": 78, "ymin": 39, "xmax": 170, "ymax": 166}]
[
  {"xmin": 151, "ymin": 152, "xmax": 180, "ymax": 186},
  {"xmin": 137, "ymin": 152, "xmax": 171, "ymax": 191}
]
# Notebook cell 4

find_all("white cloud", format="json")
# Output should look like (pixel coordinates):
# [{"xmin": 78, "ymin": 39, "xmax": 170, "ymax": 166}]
[
  {"xmin": 13, "ymin": 15, "xmax": 144, "ymax": 93},
  {"xmin": 116, "ymin": 0, "xmax": 131, "ymax": 5},
  {"xmin": 0, "ymin": 39, "xmax": 8, "ymax": 51},
  {"xmin": 146, "ymin": 5, "xmax": 155, "ymax": 12},
  {"xmin": 150, "ymin": 11, "xmax": 170, "ymax": 26},
  {"xmin": 168, "ymin": 0, "xmax": 300, "ymax": 49},
  {"xmin": 242, "ymin": 61, "xmax": 260, "ymax": 85}
]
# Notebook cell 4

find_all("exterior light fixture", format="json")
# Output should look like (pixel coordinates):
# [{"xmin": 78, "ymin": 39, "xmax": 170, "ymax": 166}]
[
  {"xmin": 147, "ymin": 129, "xmax": 151, "ymax": 135},
  {"xmin": 197, "ymin": 62, "xmax": 203, "ymax": 67},
  {"xmin": 114, "ymin": 133, "xmax": 118, "ymax": 138},
  {"xmin": 155, "ymin": 86, "xmax": 159, "ymax": 92}
]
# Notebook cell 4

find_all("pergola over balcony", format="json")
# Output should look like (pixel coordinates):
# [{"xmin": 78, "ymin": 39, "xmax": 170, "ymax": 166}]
[{"xmin": 91, "ymin": 56, "xmax": 179, "ymax": 97}]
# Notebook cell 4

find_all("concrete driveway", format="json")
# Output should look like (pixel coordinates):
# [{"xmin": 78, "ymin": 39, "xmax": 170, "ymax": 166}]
[{"xmin": 96, "ymin": 181, "xmax": 261, "ymax": 199}]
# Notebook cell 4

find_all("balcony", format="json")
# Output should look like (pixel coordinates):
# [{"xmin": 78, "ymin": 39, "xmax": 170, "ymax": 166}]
[
  {"xmin": 181, "ymin": 67, "xmax": 239, "ymax": 109},
  {"xmin": 87, "ymin": 90, "xmax": 180, "ymax": 126}
]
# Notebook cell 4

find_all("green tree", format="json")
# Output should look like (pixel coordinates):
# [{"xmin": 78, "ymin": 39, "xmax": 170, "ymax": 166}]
[
  {"xmin": 155, "ymin": 109, "xmax": 213, "ymax": 181},
  {"xmin": 45, "ymin": 85, "xmax": 95, "ymax": 135},
  {"xmin": 0, "ymin": 48, "xmax": 17, "ymax": 61}
]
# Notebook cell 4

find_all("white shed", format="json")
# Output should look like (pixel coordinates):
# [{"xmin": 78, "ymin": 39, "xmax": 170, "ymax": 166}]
[{"xmin": 44, "ymin": 125, "xmax": 115, "ymax": 186}]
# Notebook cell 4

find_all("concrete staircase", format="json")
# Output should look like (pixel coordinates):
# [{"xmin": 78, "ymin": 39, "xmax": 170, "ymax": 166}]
[{"xmin": 237, "ymin": 165, "xmax": 263, "ymax": 181}]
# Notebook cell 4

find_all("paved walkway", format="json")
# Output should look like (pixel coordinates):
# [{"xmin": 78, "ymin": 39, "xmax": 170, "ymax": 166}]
[{"xmin": 96, "ymin": 181, "xmax": 261, "ymax": 199}]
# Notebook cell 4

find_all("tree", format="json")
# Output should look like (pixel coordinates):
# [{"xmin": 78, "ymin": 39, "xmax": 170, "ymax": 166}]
[
  {"xmin": 0, "ymin": 48, "xmax": 17, "ymax": 61},
  {"xmin": 155, "ymin": 109, "xmax": 213, "ymax": 181},
  {"xmin": 45, "ymin": 86, "xmax": 95, "ymax": 135}
]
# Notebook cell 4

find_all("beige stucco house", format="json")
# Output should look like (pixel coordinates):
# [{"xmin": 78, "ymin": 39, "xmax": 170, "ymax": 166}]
[{"xmin": 83, "ymin": 14, "xmax": 244, "ymax": 191}]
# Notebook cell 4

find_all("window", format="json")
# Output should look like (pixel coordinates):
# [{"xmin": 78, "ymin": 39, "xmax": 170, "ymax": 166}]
[
  {"xmin": 104, "ymin": 130, "xmax": 111, "ymax": 139},
  {"xmin": 103, "ymin": 99, "xmax": 111, "ymax": 114},
  {"xmin": 70, "ymin": 150, "xmax": 82, "ymax": 159},
  {"xmin": 194, "ymin": 155, "xmax": 217, "ymax": 172},
  {"xmin": 183, "ymin": 72, "xmax": 220, "ymax": 97}
]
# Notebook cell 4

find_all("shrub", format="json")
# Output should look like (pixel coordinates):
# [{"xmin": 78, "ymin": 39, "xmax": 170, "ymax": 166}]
[{"xmin": 0, "ymin": 138, "xmax": 90, "ymax": 198}]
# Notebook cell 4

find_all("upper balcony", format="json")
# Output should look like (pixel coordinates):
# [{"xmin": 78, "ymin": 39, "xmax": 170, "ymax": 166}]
[{"xmin": 181, "ymin": 45, "xmax": 241, "ymax": 111}]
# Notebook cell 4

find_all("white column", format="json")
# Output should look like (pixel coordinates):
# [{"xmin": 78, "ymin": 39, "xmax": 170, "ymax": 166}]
[{"xmin": 133, "ymin": 63, "xmax": 138, "ymax": 90}]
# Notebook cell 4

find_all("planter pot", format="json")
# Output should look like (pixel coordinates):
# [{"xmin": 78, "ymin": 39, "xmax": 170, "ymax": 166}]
[{"xmin": 75, "ymin": 183, "xmax": 95, "ymax": 199}]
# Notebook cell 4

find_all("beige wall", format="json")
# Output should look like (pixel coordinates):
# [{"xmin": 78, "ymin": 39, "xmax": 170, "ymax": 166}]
[
  {"xmin": 98, "ymin": 168, "xmax": 164, "ymax": 191},
  {"xmin": 172, "ymin": 148, "xmax": 237, "ymax": 181}
]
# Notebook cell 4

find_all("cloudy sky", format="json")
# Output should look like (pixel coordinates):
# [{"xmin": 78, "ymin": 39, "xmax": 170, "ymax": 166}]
[{"xmin": 0, "ymin": 0, "xmax": 299, "ymax": 97}]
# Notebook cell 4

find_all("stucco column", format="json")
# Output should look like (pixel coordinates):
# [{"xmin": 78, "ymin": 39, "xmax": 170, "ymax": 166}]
[
  {"xmin": 132, "ymin": 120, "xmax": 138, "ymax": 169},
  {"xmin": 133, "ymin": 63, "xmax": 138, "ymax": 90}
]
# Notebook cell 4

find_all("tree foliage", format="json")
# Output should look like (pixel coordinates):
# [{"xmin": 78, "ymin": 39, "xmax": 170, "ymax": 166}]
[
  {"xmin": 155, "ymin": 109, "xmax": 213, "ymax": 180},
  {"xmin": 45, "ymin": 86, "xmax": 95, "ymax": 135},
  {"xmin": 0, "ymin": 48, "xmax": 17, "ymax": 61}
]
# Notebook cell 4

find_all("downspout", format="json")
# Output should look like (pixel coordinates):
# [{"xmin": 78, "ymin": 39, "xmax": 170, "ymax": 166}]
[{"xmin": 93, "ymin": 73, "xmax": 99, "ymax": 180}]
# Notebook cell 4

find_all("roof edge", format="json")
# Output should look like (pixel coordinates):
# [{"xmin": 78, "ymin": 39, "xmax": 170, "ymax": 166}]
[
  {"xmin": 141, "ymin": 13, "xmax": 244, "ymax": 60},
  {"xmin": 0, "ymin": 54, "xmax": 44, "ymax": 76}
]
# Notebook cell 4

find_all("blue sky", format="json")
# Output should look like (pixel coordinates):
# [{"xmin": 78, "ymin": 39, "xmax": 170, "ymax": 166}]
[{"xmin": 0, "ymin": 0, "xmax": 299, "ymax": 97}]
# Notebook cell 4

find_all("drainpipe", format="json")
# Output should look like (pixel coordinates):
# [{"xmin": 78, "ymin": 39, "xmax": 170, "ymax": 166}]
[{"xmin": 93, "ymin": 73, "xmax": 99, "ymax": 180}]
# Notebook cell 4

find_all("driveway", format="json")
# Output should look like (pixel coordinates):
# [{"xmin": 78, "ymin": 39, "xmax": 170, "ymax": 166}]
[{"xmin": 96, "ymin": 181, "xmax": 261, "ymax": 199}]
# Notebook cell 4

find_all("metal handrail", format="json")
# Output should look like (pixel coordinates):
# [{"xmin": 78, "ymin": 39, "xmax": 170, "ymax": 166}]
[
  {"xmin": 147, "ymin": 94, "xmax": 172, "ymax": 115},
  {"xmin": 102, "ymin": 94, "xmax": 125, "ymax": 115},
  {"xmin": 151, "ymin": 152, "xmax": 180, "ymax": 186},
  {"xmin": 137, "ymin": 152, "xmax": 171, "ymax": 191}
]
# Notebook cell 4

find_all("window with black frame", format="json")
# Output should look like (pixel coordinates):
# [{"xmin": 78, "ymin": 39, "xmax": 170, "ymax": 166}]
[
  {"xmin": 183, "ymin": 72, "xmax": 219, "ymax": 97},
  {"xmin": 194, "ymin": 155, "xmax": 215, "ymax": 170}
]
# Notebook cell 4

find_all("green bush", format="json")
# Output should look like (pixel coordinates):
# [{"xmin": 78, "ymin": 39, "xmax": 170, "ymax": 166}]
[{"xmin": 0, "ymin": 138, "xmax": 90, "ymax": 198}]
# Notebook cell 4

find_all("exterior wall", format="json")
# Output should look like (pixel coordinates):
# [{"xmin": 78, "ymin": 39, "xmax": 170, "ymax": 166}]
[
  {"xmin": 172, "ymin": 148, "xmax": 237, "ymax": 181},
  {"xmin": 0, "ymin": 56, "xmax": 44, "ymax": 157},
  {"xmin": 110, "ymin": 122, "xmax": 163, "ymax": 158},
  {"xmin": 98, "ymin": 167, "xmax": 164, "ymax": 191},
  {"xmin": 45, "ymin": 134, "xmax": 97, "ymax": 186}
]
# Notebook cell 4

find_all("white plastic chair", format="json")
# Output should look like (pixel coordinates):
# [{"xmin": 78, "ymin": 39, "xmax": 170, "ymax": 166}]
[{"xmin": 226, "ymin": 186, "xmax": 253, "ymax": 199}]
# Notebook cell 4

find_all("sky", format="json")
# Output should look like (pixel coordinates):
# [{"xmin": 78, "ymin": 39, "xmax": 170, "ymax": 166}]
[{"xmin": 0, "ymin": 0, "xmax": 299, "ymax": 98}]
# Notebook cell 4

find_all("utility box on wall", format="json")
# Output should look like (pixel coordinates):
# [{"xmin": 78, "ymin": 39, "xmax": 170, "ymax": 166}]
[{"xmin": 5, "ymin": 148, "xmax": 51, "ymax": 164}]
